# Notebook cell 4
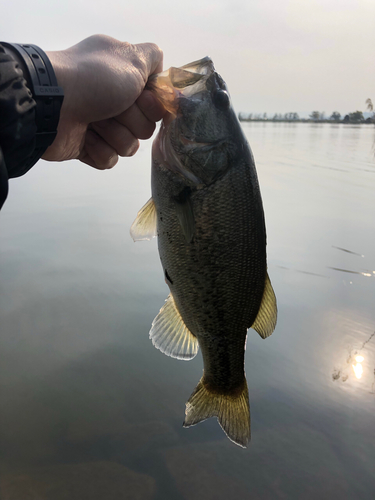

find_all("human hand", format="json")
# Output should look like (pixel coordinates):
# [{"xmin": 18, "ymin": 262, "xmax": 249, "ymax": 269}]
[{"xmin": 43, "ymin": 35, "xmax": 165, "ymax": 169}]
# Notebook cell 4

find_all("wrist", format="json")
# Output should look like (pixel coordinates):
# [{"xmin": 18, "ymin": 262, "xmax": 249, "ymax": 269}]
[{"xmin": 45, "ymin": 50, "xmax": 73, "ymax": 103}]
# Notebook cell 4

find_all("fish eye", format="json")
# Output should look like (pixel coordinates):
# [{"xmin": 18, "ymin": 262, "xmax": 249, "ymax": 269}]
[{"xmin": 213, "ymin": 90, "xmax": 230, "ymax": 110}]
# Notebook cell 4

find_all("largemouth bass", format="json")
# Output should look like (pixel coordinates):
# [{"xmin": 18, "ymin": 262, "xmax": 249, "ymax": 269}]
[{"xmin": 131, "ymin": 57, "xmax": 277, "ymax": 447}]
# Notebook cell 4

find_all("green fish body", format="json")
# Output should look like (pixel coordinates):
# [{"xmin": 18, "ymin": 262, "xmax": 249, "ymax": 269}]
[{"xmin": 131, "ymin": 57, "xmax": 277, "ymax": 447}]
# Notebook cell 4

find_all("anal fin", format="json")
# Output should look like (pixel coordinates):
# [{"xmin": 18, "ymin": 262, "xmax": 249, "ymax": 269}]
[{"xmin": 150, "ymin": 294, "xmax": 199, "ymax": 360}]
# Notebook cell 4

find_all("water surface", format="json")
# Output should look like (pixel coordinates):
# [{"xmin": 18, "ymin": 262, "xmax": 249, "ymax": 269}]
[{"xmin": 1, "ymin": 122, "xmax": 374, "ymax": 499}]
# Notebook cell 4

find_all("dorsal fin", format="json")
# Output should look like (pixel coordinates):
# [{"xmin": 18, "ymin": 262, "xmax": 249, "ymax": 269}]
[
  {"xmin": 150, "ymin": 294, "xmax": 199, "ymax": 360},
  {"xmin": 252, "ymin": 273, "xmax": 277, "ymax": 339},
  {"xmin": 130, "ymin": 198, "xmax": 157, "ymax": 241}
]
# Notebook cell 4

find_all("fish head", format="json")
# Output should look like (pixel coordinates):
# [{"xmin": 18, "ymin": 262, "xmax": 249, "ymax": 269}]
[{"xmin": 149, "ymin": 57, "xmax": 245, "ymax": 186}]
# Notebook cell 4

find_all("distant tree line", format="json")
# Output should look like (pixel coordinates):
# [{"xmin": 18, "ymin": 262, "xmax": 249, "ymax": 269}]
[
  {"xmin": 239, "ymin": 112, "xmax": 301, "ymax": 122},
  {"xmin": 308, "ymin": 110, "xmax": 370, "ymax": 123},
  {"xmin": 239, "ymin": 99, "xmax": 375, "ymax": 124}
]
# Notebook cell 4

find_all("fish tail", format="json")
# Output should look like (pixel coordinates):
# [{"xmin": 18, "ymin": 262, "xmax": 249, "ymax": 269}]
[{"xmin": 183, "ymin": 377, "xmax": 250, "ymax": 448}]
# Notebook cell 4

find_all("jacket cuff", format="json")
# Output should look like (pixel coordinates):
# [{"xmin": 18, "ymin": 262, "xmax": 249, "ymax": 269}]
[
  {"xmin": 0, "ymin": 146, "xmax": 9, "ymax": 209},
  {"xmin": 0, "ymin": 44, "xmax": 37, "ymax": 178}
]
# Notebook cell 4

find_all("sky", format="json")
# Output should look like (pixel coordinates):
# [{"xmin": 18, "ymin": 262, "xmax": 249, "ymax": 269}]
[{"xmin": 2, "ymin": 0, "xmax": 374, "ymax": 117}]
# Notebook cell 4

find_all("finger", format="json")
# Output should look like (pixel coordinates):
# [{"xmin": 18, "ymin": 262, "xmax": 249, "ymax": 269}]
[
  {"xmin": 136, "ymin": 89, "xmax": 166, "ymax": 123},
  {"xmin": 135, "ymin": 43, "xmax": 163, "ymax": 78},
  {"xmin": 79, "ymin": 150, "xmax": 118, "ymax": 170},
  {"xmin": 81, "ymin": 130, "xmax": 119, "ymax": 170},
  {"xmin": 79, "ymin": 152, "xmax": 117, "ymax": 170},
  {"xmin": 114, "ymin": 104, "xmax": 156, "ymax": 140},
  {"xmin": 92, "ymin": 118, "xmax": 141, "ymax": 154}
]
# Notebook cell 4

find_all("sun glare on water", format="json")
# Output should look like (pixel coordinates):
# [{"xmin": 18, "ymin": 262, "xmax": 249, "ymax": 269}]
[{"xmin": 352, "ymin": 356, "xmax": 365, "ymax": 379}]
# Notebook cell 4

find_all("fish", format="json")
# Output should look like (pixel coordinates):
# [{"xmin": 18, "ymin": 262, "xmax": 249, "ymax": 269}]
[{"xmin": 130, "ymin": 57, "xmax": 277, "ymax": 447}]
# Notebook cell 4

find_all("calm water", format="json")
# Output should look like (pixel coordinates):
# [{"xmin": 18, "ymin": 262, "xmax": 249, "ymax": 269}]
[{"xmin": 0, "ymin": 122, "xmax": 374, "ymax": 499}]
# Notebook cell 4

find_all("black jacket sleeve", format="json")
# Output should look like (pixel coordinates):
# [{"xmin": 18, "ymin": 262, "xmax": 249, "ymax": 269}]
[{"xmin": 0, "ymin": 44, "xmax": 37, "ymax": 210}]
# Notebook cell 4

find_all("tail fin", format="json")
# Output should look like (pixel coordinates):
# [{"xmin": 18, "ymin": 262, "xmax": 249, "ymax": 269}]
[{"xmin": 183, "ymin": 377, "xmax": 250, "ymax": 448}]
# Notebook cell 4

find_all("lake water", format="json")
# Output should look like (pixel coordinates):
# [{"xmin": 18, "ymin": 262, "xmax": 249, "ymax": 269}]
[{"xmin": 0, "ymin": 122, "xmax": 374, "ymax": 499}]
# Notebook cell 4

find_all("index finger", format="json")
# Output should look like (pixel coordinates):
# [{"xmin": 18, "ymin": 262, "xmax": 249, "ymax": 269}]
[{"xmin": 135, "ymin": 42, "xmax": 164, "ymax": 81}]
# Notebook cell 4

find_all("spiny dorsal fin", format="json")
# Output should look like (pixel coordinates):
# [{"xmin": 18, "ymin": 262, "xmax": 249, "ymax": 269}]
[
  {"xmin": 252, "ymin": 272, "xmax": 277, "ymax": 339},
  {"xmin": 150, "ymin": 294, "xmax": 199, "ymax": 360},
  {"xmin": 183, "ymin": 377, "xmax": 250, "ymax": 448},
  {"xmin": 130, "ymin": 197, "xmax": 157, "ymax": 241}
]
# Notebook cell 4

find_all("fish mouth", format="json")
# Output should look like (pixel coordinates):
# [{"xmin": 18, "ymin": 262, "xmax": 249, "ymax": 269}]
[{"xmin": 146, "ymin": 57, "xmax": 215, "ymax": 115}]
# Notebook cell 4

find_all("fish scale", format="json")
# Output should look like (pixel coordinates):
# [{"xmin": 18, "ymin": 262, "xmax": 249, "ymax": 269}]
[{"xmin": 153, "ymin": 162, "xmax": 265, "ymax": 388}]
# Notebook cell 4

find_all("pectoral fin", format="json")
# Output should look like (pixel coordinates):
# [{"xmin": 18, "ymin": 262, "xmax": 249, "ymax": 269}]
[
  {"xmin": 150, "ymin": 294, "xmax": 199, "ymax": 360},
  {"xmin": 252, "ymin": 273, "xmax": 277, "ymax": 339},
  {"xmin": 174, "ymin": 188, "xmax": 195, "ymax": 243},
  {"xmin": 130, "ymin": 198, "xmax": 157, "ymax": 241}
]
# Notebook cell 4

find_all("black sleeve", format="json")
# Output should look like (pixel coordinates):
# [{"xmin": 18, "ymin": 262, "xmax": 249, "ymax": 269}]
[
  {"xmin": 0, "ymin": 148, "xmax": 9, "ymax": 210},
  {"xmin": 0, "ymin": 44, "xmax": 37, "ymax": 209}
]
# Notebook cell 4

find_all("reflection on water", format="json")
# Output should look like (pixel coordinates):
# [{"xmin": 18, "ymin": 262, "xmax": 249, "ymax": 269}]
[
  {"xmin": 333, "ymin": 331, "xmax": 375, "ymax": 385},
  {"xmin": 332, "ymin": 246, "xmax": 364, "ymax": 257},
  {"xmin": 329, "ymin": 267, "xmax": 373, "ymax": 277},
  {"xmin": 352, "ymin": 355, "xmax": 364, "ymax": 379},
  {"xmin": 1, "ymin": 123, "xmax": 375, "ymax": 499}
]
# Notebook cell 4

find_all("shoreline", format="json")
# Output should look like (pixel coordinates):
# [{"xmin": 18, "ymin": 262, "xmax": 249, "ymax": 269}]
[{"xmin": 239, "ymin": 118, "xmax": 374, "ymax": 125}]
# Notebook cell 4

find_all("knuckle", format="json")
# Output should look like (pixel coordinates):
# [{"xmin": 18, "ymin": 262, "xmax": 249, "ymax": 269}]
[
  {"xmin": 148, "ymin": 43, "xmax": 163, "ymax": 58},
  {"xmin": 132, "ymin": 43, "xmax": 163, "ymax": 81},
  {"xmin": 119, "ymin": 41, "xmax": 134, "ymax": 56},
  {"xmin": 87, "ymin": 34, "xmax": 116, "ymax": 49}
]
